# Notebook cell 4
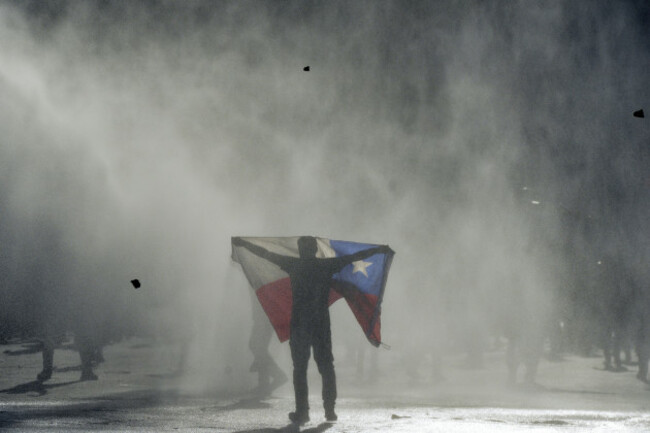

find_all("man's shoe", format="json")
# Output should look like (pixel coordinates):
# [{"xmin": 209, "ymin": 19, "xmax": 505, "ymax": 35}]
[
  {"xmin": 288, "ymin": 411, "xmax": 309, "ymax": 425},
  {"xmin": 36, "ymin": 369, "xmax": 52, "ymax": 382},
  {"xmin": 80, "ymin": 371, "xmax": 98, "ymax": 381},
  {"xmin": 325, "ymin": 409, "xmax": 338, "ymax": 422}
]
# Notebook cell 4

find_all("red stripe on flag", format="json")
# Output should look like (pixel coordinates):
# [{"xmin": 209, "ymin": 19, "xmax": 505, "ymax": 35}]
[
  {"xmin": 343, "ymin": 293, "xmax": 381, "ymax": 345},
  {"xmin": 328, "ymin": 289, "xmax": 343, "ymax": 305},
  {"xmin": 256, "ymin": 278, "xmax": 293, "ymax": 342},
  {"xmin": 256, "ymin": 278, "xmax": 380, "ymax": 345}
]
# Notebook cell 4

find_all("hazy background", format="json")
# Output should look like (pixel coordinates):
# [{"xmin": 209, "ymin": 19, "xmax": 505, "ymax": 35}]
[{"xmin": 0, "ymin": 0, "xmax": 648, "ymax": 393}]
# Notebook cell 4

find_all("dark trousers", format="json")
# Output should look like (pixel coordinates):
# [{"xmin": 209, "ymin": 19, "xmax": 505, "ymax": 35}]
[
  {"xmin": 75, "ymin": 334, "xmax": 96, "ymax": 375},
  {"xmin": 41, "ymin": 338, "xmax": 55, "ymax": 372},
  {"xmin": 289, "ymin": 324, "xmax": 336, "ymax": 413}
]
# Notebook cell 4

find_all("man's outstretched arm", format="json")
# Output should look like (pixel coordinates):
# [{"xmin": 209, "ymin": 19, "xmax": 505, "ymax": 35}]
[{"xmin": 232, "ymin": 237, "xmax": 289, "ymax": 268}]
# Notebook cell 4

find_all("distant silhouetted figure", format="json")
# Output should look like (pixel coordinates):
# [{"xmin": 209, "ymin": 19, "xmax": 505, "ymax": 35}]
[
  {"xmin": 37, "ymin": 332, "xmax": 99, "ymax": 382},
  {"xmin": 36, "ymin": 294, "xmax": 103, "ymax": 383},
  {"xmin": 36, "ymin": 334, "xmax": 66, "ymax": 382},
  {"xmin": 75, "ymin": 334, "xmax": 101, "ymax": 381},
  {"xmin": 632, "ymin": 277, "xmax": 650, "ymax": 384},
  {"xmin": 593, "ymin": 256, "xmax": 636, "ymax": 372},
  {"xmin": 248, "ymin": 290, "xmax": 287, "ymax": 395},
  {"xmin": 232, "ymin": 236, "xmax": 390, "ymax": 424}
]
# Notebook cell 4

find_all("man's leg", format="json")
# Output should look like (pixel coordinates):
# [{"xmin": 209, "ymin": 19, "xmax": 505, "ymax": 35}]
[
  {"xmin": 313, "ymin": 324, "xmax": 337, "ymax": 421},
  {"xmin": 37, "ymin": 337, "xmax": 55, "ymax": 382},
  {"xmin": 250, "ymin": 318, "xmax": 286, "ymax": 394},
  {"xmin": 268, "ymin": 356, "xmax": 288, "ymax": 391},
  {"xmin": 636, "ymin": 341, "xmax": 649, "ymax": 383},
  {"xmin": 76, "ymin": 335, "xmax": 98, "ymax": 381},
  {"xmin": 249, "ymin": 314, "xmax": 271, "ymax": 391},
  {"xmin": 289, "ymin": 328, "xmax": 310, "ymax": 423}
]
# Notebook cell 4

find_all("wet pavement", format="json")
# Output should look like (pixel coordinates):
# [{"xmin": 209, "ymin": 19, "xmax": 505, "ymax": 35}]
[{"xmin": 2, "ymin": 339, "xmax": 650, "ymax": 432}]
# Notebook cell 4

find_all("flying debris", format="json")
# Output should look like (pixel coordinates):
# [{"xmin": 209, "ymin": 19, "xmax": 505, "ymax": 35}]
[
  {"xmin": 303, "ymin": 66, "xmax": 310, "ymax": 71},
  {"xmin": 130, "ymin": 279, "xmax": 141, "ymax": 289},
  {"xmin": 633, "ymin": 109, "xmax": 644, "ymax": 118}
]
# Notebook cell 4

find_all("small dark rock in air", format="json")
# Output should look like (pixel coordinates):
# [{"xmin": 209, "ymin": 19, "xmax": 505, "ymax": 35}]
[
  {"xmin": 633, "ymin": 109, "xmax": 644, "ymax": 118},
  {"xmin": 131, "ymin": 279, "xmax": 141, "ymax": 289},
  {"xmin": 303, "ymin": 66, "xmax": 310, "ymax": 71}
]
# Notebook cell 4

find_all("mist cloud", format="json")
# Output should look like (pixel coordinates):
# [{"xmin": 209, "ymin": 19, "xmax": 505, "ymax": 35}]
[{"xmin": 0, "ymin": 0, "xmax": 648, "ymax": 391}]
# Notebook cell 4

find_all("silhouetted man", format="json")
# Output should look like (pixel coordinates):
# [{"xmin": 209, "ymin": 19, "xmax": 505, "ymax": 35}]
[{"xmin": 232, "ymin": 236, "xmax": 390, "ymax": 424}]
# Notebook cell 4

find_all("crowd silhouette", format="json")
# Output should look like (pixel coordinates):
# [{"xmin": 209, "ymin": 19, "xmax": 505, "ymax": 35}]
[{"xmin": 2, "ymin": 211, "xmax": 650, "ymax": 401}]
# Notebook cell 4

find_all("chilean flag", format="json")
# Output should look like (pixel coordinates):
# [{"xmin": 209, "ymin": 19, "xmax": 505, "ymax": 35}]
[{"xmin": 232, "ymin": 237, "xmax": 394, "ymax": 347}]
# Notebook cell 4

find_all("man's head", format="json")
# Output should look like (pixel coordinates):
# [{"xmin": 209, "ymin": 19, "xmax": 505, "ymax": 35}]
[{"xmin": 298, "ymin": 236, "xmax": 318, "ymax": 258}]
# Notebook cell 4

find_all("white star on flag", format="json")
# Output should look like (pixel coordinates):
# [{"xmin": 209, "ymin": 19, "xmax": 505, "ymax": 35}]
[{"xmin": 352, "ymin": 259, "xmax": 373, "ymax": 277}]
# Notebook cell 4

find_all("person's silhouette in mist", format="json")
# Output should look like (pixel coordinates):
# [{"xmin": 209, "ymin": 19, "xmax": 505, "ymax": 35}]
[
  {"xmin": 232, "ymin": 236, "xmax": 391, "ymax": 424},
  {"xmin": 37, "ymin": 321, "xmax": 101, "ymax": 382},
  {"xmin": 248, "ymin": 289, "xmax": 288, "ymax": 395}
]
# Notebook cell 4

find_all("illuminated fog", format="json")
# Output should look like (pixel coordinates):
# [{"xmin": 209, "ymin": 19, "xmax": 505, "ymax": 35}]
[{"xmin": 0, "ymin": 0, "xmax": 648, "ymax": 395}]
